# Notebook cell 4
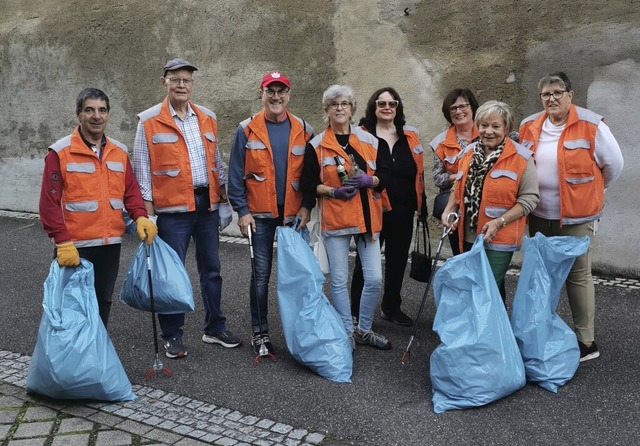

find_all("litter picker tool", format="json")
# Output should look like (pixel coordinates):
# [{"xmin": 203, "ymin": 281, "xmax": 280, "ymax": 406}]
[
  {"xmin": 144, "ymin": 239, "xmax": 172, "ymax": 380},
  {"xmin": 401, "ymin": 213, "xmax": 459, "ymax": 364},
  {"xmin": 247, "ymin": 229, "xmax": 276, "ymax": 365}
]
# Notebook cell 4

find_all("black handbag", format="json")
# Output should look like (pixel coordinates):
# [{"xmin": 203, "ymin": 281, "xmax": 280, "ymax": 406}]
[
  {"xmin": 432, "ymin": 189, "xmax": 451, "ymax": 220},
  {"xmin": 409, "ymin": 217, "xmax": 432, "ymax": 282}
]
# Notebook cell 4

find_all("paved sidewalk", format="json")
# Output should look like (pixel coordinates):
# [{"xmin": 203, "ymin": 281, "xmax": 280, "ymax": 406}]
[{"xmin": 0, "ymin": 352, "xmax": 327, "ymax": 446}]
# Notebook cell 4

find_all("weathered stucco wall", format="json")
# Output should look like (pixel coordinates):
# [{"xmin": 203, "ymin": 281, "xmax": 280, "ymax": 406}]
[{"xmin": 1, "ymin": 0, "xmax": 638, "ymax": 276}]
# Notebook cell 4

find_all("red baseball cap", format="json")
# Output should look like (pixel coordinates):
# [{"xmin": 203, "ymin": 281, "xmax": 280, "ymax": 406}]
[{"xmin": 260, "ymin": 71, "xmax": 290, "ymax": 88}]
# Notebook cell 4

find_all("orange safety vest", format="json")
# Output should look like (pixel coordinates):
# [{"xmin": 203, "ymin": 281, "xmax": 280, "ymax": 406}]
[
  {"xmin": 240, "ymin": 110, "xmax": 313, "ymax": 223},
  {"xmin": 404, "ymin": 125, "xmax": 426, "ymax": 213},
  {"xmin": 138, "ymin": 98, "xmax": 221, "ymax": 213},
  {"xmin": 430, "ymin": 124, "xmax": 479, "ymax": 179},
  {"xmin": 454, "ymin": 138, "xmax": 532, "ymax": 252},
  {"xmin": 519, "ymin": 104, "xmax": 603, "ymax": 225},
  {"xmin": 52, "ymin": 127, "xmax": 128, "ymax": 247},
  {"xmin": 310, "ymin": 126, "xmax": 383, "ymax": 238}
]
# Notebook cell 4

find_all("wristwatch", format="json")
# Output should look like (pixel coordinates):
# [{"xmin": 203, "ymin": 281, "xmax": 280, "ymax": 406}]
[{"xmin": 500, "ymin": 217, "xmax": 507, "ymax": 228}]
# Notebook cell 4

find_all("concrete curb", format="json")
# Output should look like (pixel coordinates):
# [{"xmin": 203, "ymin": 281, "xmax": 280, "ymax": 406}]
[{"xmin": 0, "ymin": 351, "xmax": 328, "ymax": 446}]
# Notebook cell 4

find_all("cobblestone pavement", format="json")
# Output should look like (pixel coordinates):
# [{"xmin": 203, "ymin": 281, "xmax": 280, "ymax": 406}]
[{"xmin": 0, "ymin": 352, "xmax": 327, "ymax": 446}]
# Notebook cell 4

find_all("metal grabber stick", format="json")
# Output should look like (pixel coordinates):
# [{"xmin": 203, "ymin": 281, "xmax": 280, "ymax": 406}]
[
  {"xmin": 247, "ymin": 229, "xmax": 276, "ymax": 364},
  {"xmin": 401, "ymin": 212, "xmax": 459, "ymax": 363},
  {"xmin": 144, "ymin": 238, "xmax": 172, "ymax": 380}
]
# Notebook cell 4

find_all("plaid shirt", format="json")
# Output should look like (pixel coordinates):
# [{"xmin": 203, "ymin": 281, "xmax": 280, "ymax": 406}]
[{"xmin": 133, "ymin": 101, "xmax": 225, "ymax": 201}]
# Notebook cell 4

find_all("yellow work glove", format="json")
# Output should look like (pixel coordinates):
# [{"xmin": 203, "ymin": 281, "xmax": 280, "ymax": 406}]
[
  {"xmin": 136, "ymin": 216, "xmax": 158, "ymax": 244},
  {"xmin": 55, "ymin": 241, "xmax": 80, "ymax": 267}
]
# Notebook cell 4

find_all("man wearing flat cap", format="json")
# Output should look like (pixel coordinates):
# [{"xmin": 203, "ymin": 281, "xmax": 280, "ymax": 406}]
[
  {"xmin": 228, "ymin": 71, "xmax": 314, "ymax": 356},
  {"xmin": 133, "ymin": 58, "xmax": 239, "ymax": 359}
]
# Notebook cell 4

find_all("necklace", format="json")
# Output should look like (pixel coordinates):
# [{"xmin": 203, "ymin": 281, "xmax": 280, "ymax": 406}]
[
  {"xmin": 551, "ymin": 114, "xmax": 569, "ymax": 126},
  {"xmin": 337, "ymin": 133, "xmax": 350, "ymax": 150}
]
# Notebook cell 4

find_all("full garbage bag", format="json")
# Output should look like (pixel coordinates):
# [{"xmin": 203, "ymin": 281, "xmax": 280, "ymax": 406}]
[
  {"xmin": 119, "ymin": 237, "xmax": 195, "ymax": 314},
  {"xmin": 26, "ymin": 260, "xmax": 135, "ymax": 401},
  {"xmin": 510, "ymin": 234, "xmax": 590, "ymax": 392},
  {"xmin": 276, "ymin": 226, "xmax": 352, "ymax": 383},
  {"xmin": 430, "ymin": 236, "xmax": 525, "ymax": 413}
]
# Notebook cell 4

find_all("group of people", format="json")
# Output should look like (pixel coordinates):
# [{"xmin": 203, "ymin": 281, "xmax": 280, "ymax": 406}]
[
  {"xmin": 437, "ymin": 73, "xmax": 624, "ymax": 362},
  {"xmin": 39, "ymin": 58, "xmax": 623, "ymax": 364}
]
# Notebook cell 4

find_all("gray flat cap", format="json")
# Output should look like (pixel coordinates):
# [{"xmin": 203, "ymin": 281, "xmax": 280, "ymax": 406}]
[{"xmin": 164, "ymin": 58, "xmax": 198, "ymax": 72}]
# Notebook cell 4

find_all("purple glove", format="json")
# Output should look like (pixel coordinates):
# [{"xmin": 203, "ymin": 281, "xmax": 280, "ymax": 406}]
[
  {"xmin": 345, "ymin": 173, "xmax": 374, "ymax": 189},
  {"xmin": 332, "ymin": 186, "xmax": 357, "ymax": 200}
]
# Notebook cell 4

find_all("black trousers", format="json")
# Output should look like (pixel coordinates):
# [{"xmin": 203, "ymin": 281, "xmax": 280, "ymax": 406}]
[
  {"xmin": 351, "ymin": 203, "xmax": 415, "ymax": 318},
  {"xmin": 448, "ymin": 226, "xmax": 461, "ymax": 256},
  {"xmin": 76, "ymin": 244, "xmax": 121, "ymax": 328}
]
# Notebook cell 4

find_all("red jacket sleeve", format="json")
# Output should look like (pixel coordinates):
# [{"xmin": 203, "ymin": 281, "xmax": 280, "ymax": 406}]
[
  {"xmin": 39, "ymin": 150, "xmax": 71, "ymax": 244},
  {"xmin": 123, "ymin": 157, "xmax": 148, "ymax": 221}
]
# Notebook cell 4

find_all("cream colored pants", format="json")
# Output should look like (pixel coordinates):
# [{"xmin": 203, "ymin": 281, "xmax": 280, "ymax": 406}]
[{"xmin": 528, "ymin": 215, "xmax": 596, "ymax": 344}]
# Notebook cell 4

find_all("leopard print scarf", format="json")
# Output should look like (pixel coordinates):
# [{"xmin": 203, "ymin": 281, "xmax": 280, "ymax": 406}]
[{"xmin": 463, "ymin": 141, "xmax": 504, "ymax": 231}]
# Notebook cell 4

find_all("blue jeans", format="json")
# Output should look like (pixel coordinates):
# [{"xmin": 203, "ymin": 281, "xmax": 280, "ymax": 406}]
[
  {"xmin": 351, "ymin": 203, "xmax": 415, "ymax": 318},
  {"xmin": 249, "ymin": 212, "xmax": 284, "ymax": 333},
  {"xmin": 325, "ymin": 234, "xmax": 382, "ymax": 333},
  {"xmin": 157, "ymin": 192, "xmax": 225, "ymax": 339}
]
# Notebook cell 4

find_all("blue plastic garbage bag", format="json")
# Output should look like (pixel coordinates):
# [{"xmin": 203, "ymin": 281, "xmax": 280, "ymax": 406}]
[
  {"xmin": 276, "ymin": 225, "xmax": 352, "ymax": 383},
  {"xmin": 119, "ymin": 237, "xmax": 195, "ymax": 314},
  {"xmin": 510, "ymin": 234, "xmax": 590, "ymax": 393},
  {"xmin": 26, "ymin": 260, "xmax": 135, "ymax": 401},
  {"xmin": 430, "ymin": 236, "xmax": 525, "ymax": 413}
]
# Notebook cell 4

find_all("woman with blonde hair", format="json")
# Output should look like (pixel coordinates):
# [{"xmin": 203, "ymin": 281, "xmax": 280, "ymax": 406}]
[{"xmin": 442, "ymin": 100, "xmax": 539, "ymax": 301}]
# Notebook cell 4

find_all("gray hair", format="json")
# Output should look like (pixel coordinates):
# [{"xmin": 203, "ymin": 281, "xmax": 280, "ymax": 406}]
[
  {"xmin": 537, "ymin": 71, "xmax": 573, "ymax": 93},
  {"xmin": 474, "ymin": 100, "xmax": 515, "ymax": 133},
  {"xmin": 321, "ymin": 84, "xmax": 357, "ymax": 124}
]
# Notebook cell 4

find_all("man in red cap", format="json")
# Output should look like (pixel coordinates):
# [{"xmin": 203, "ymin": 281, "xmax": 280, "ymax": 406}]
[
  {"xmin": 133, "ymin": 58, "xmax": 239, "ymax": 359},
  {"xmin": 228, "ymin": 71, "xmax": 314, "ymax": 356}
]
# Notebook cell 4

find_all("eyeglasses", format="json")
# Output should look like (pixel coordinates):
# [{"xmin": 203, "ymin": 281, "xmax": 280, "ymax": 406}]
[
  {"xmin": 167, "ymin": 77, "xmax": 193, "ymax": 86},
  {"xmin": 329, "ymin": 101, "xmax": 352, "ymax": 110},
  {"xmin": 449, "ymin": 103, "xmax": 470, "ymax": 113},
  {"xmin": 375, "ymin": 100, "xmax": 399, "ymax": 109},
  {"xmin": 540, "ymin": 90, "xmax": 567, "ymax": 101},
  {"xmin": 263, "ymin": 88, "xmax": 289, "ymax": 97}
]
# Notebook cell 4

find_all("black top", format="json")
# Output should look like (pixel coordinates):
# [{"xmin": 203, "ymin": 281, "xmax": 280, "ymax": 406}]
[{"xmin": 364, "ymin": 124, "xmax": 417, "ymax": 210}]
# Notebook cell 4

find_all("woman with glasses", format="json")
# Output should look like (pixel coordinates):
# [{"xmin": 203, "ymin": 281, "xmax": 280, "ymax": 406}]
[
  {"xmin": 441, "ymin": 101, "xmax": 539, "ymax": 302},
  {"xmin": 301, "ymin": 85, "xmax": 393, "ymax": 350},
  {"xmin": 519, "ymin": 72, "xmax": 624, "ymax": 362},
  {"xmin": 350, "ymin": 87, "xmax": 426, "ymax": 328},
  {"xmin": 430, "ymin": 89, "xmax": 480, "ymax": 256}
]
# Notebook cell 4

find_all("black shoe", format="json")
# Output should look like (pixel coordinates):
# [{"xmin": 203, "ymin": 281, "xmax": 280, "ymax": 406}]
[
  {"xmin": 164, "ymin": 337, "xmax": 187, "ymax": 359},
  {"xmin": 251, "ymin": 332, "xmax": 275, "ymax": 356},
  {"xmin": 380, "ymin": 309, "xmax": 413, "ymax": 327},
  {"xmin": 579, "ymin": 340, "xmax": 600, "ymax": 362},
  {"xmin": 202, "ymin": 329, "xmax": 242, "ymax": 348}
]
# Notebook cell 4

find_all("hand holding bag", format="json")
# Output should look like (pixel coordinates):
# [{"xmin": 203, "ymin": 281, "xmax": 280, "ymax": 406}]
[{"xmin": 409, "ymin": 216, "xmax": 432, "ymax": 282}]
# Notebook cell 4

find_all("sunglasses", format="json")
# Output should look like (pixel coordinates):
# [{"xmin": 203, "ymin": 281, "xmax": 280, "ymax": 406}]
[{"xmin": 375, "ymin": 100, "xmax": 399, "ymax": 109}]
